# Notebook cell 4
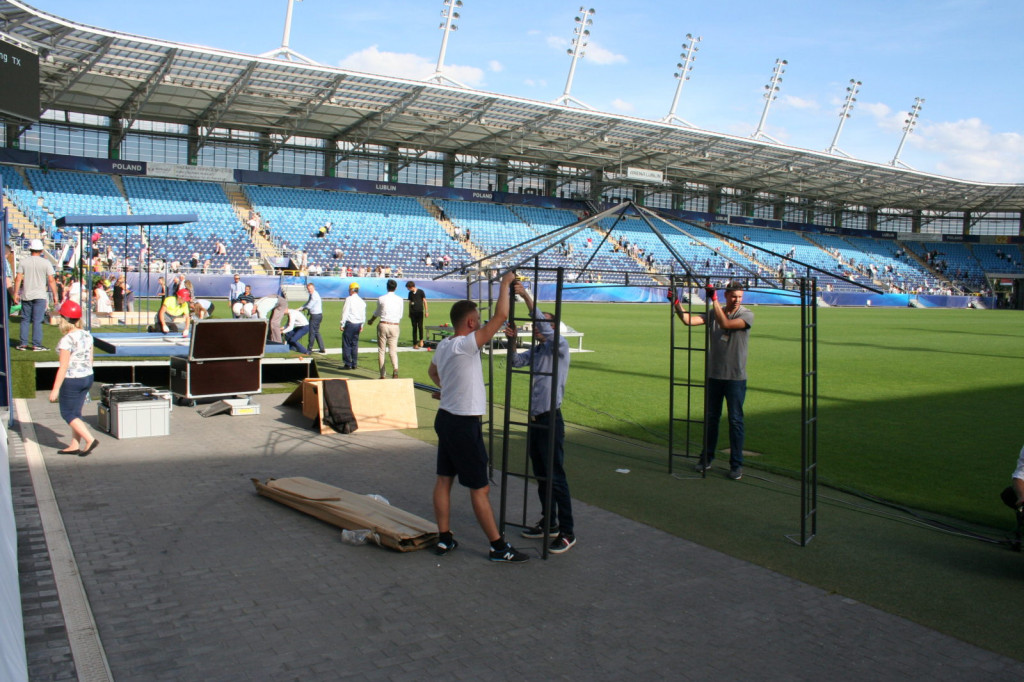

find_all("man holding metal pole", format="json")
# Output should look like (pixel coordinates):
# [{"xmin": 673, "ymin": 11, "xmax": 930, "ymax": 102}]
[{"xmin": 672, "ymin": 281, "xmax": 754, "ymax": 480}]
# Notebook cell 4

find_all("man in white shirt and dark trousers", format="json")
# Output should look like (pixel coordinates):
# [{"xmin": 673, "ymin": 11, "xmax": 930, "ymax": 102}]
[
  {"xmin": 428, "ymin": 271, "xmax": 528, "ymax": 562},
  {"xmin": 340, "ymin": 281, "xmax": 366, "ymax": 369},
  {"xmin": 300, "ymin": 282, "xmax": 326, "ymax": 354},
  {"xmin": 505, "ymin": 282, "xmax": 575, "ymax": 554},
  {"xmin": 366, "ymin": 279, "xmax": 403, "ymax": 378}
]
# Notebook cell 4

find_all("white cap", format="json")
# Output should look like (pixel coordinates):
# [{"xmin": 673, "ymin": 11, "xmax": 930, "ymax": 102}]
[{"xmin": 29, "ymin": 239, "xmax": 44, "ymax": 251}]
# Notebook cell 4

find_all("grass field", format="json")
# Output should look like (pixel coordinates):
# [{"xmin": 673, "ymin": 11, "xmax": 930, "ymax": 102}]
[{"xmin": 12, "ymin": 301, "xmax": 1024, "ymax": 528}]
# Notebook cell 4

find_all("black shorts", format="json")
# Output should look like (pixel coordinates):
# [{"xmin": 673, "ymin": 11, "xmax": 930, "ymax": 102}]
[{"xmin": 434, "ymin": 409, "xmax": 489, "ymax": 489}]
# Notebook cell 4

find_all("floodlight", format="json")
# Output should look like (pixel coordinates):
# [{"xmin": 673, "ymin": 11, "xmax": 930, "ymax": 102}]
[
  {"xmin": 662, "ymin": 32, "xmax": 702, "ymax": 126},
  {"xmin": 827, "ymin": 78, "xmax": 862, "ymax": 156},
  {"xmin": 753, "ymin": 57, "xmax": 788, "ymax": 141}
]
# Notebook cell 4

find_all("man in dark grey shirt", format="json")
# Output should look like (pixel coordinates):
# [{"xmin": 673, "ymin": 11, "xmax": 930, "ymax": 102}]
[{"xmin": 672, "ymin": 281, "xmax": 754, "ymax": 480}]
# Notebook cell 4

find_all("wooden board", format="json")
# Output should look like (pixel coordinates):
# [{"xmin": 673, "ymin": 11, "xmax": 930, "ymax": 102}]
[{"xmin": 288, "ymin": 378, "xmax": 418, "ymax": 434}]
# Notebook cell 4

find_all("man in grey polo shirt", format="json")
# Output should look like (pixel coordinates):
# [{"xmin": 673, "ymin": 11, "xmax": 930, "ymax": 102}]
[
  {"xmin": 12, "ymin": 239, "xmax": 58, "ymax": 351},
  {"xmin": 672, "ymin": 281, "xmax": 754, "ymax": 480}
]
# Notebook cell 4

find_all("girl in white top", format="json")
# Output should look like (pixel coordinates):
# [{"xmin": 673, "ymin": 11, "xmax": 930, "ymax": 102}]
[
  {"xmin": 94, "ymin": 280, "xmax": 112, "ymax": 315},
  {"xmin": 50, "ymin": 300, "xmax": 98, "ymax": 456}
]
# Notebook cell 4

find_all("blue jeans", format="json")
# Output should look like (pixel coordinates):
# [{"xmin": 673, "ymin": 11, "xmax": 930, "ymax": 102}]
[
  {"xmin": 342, "ymin": 321, "xmax": 362, "ymax": 367},
  {"xmin": 704, "ymin": 378, "xmax": 746, "ymax": 470},
  {"xmin": 285, "ymin": 325, "xmax": 310, "ymax": 353},
  {"xmin": 528, "ymin": 409, "xmax": 573, "ymax": 535},
  {"xmin": 19, "ymin": 298, "xmax": 47, "ymax": 347}
]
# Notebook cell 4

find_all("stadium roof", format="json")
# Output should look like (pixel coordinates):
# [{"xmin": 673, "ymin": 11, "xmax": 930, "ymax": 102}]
[{"xmin": 2, "ymin": 0, "xmax": 1022, "ymax": 214}]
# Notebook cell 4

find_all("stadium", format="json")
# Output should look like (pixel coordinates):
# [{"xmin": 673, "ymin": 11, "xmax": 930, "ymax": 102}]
[{"xmin": 1, "ymin": 1, "xmax": 1022, "ymax": 680}]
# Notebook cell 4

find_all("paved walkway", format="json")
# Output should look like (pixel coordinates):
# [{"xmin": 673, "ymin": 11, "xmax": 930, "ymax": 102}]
[{"xmin": 13, "ymin": 392, "xmax": 1024, "ymax": 681}]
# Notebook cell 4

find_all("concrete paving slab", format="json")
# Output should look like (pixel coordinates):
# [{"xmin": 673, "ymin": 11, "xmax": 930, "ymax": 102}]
[{"xmin": 15, "ymin": 391, "xmax": 1024, "ymax": 681}]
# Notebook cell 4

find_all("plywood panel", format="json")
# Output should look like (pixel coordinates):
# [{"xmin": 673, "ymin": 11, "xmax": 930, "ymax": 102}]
[{"xmin": 293, "ymin": 378, "xmax": 418, "ymax": 433}]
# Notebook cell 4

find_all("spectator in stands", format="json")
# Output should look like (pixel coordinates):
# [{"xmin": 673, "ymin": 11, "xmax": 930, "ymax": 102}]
[
  {"xmin": 503, "ymin": 282, "xmax": 575, "ymax": 554},
  {"xmin": 229, "ymin": 274, "xmax": 246, "ymax": 315},
  {"xmin": 671, "ymin": 281, "xmax": 754, "ymax": 480},
  {"xmin": 283, "ymin": 307, "xmax": 311, "ymax": 355},
  {"xmin": 13, "ymin": 239, "xmax": 58, "ymax": 351},
  {"xmin": 214, "ymin": 240, "xmax": 226, "ymax": 256},
  {"xmin": 300, "ymin": 282, "xmax": 326, "ymax": 354},
  {"xmin": 232, "ymin": 285, "xmax": 257, "ymax": 318},
  {"xmin": 190, "ymin": 252, "xmax": 200, "ymax": 269},
  {"xmin": 49, "ymin": 300, "xmax": 98, "ymax": 457},
  {"xmin": 406, "ymin": 281, "xmax": 429, "ymax": 349},
  {"xmin": 153, "ymin": 288, "xmax": 191, "ymax": 335},
  {"xmin": 366, "ymin": 279, "xmax": 403, "ymax": 379},
  {"xmin": 340, "ymin": 282, "xmax": 365, "ymax": 370},
  {"xmin": 427, "ymin": 271, "xmax": 528, "ymax": 563}
]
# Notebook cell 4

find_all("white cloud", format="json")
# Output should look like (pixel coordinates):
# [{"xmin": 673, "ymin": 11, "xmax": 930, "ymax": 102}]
[
  {"xmin": 780, "ymin": 95, "xmax": 818, "ymax": 111},
  {"xmin": 545, "ymin": 36, "xmax": 626, "ymax": 65},
  {"xmin": 547, "ymin": 35, "xmax": 567, "ymax": 51},
  {"xmin": 913, "ymin": 118, "xmax": 1024, "ymax": 182},
  {"xmin": 860, "ymin": 101, "xmax": 904, "ymax": 133},
  {"xmin": 584, "ymin": 42, "xmax": 627, "ymax": 65},
  {"xmin": 524, "ymin": 78, "xmax": 547, "ymax": 88},
  {"xmin": 611, "ymin": 98, "xmax": 634, "ymax": 113},
  {"xmin": 339, "ymin": 45, "xmax": 484, "ymax": 86},
  {"xmin": 488, "ymin": 60, "xmax": 503, "ymax": 73}
]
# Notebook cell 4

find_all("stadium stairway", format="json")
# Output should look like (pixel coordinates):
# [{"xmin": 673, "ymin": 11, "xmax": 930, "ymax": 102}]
[
  {"xmin": 417, "ymin": 197, "xmax": 487, "ymax": 264},
  {"xmin": 224, "ymin": 182, "xmax": 276, "ymax": 273},
  {"xmin": 109, "ymin": 174, "xmax": 133, "ymax": 214},
  {"xmin": 1, "ymin": 193, "xmax": 40, "ymax": 241}
]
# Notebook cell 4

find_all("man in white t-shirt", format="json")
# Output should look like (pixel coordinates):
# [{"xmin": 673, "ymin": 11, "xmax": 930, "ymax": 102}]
[{"xmin": 427, "ymin": 270, "xmax": 528, "ymax": 563}]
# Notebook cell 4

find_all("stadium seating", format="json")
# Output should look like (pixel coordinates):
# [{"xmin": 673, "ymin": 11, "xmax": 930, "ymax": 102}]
[
  {"xmin": 0, "ymin": 161, "xmax": 1009, "ymax": 293},
  {"xmin": 244, "ymin": 185, "xmax": 463, "ymax": 277}
]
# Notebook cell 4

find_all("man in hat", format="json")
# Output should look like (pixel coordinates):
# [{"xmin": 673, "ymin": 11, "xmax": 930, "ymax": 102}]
[
  {"xmin": 340, "ymin": 281, "xmax": 366, "ymax": 370},
  {"xmin": 671, "ymin": 281, "xmax": 754, "ymax": 480},
  {"xmin": 154, "ymin": 287, "xmax": 192, "ymax": 335},
  {"xmin": 12, "ymin": 239, "xmax": 58, "ymax": 351}
]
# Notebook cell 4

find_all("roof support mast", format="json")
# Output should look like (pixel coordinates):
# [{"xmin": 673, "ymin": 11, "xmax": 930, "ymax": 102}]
[
  {"xmin": 428, "ymin": 0, "xmax": 467, "ymax": 87},
  {"xmin": 261, "ymin": 0, "xmax": 318, "ymax": 65},
  {"xmin": 891, "ymin": 96, "xmax": 924, "ymax": 170},
  {"xmin": 554, "ymin": 7, "xmax": 595, "ymax": 110},
  {"xmin": 752, "ymin": 58, "xmax": 787, "ymax": 143},
  {"xmin": 662, "ymin": 33, "xmax": 701, "ymax": 127},
  {"xmin": 825, "ymin": 78, "xmax": 861, "ymax": 157}
]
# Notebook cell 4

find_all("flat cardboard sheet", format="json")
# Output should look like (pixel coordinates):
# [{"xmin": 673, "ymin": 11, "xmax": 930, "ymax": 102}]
[
  {"xmin": 284, "ymin": 378, "xmax": 418, "ymax": 434},
  {"xmin": 252, "ymin": 477, "xmax": 437, "ymax": 552}
]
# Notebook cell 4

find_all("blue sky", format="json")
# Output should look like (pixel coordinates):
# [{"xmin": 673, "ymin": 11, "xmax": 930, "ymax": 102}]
[{"xmin": 30, "ymin": 0, "xmax": 1024, "ymax": 183}]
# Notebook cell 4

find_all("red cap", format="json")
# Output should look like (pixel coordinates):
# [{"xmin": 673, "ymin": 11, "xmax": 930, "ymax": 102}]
[
  {"xmin": 176, "ymin": 289, "xmax": 192, "ymax": 302},
  {"xmin": 59, "ymin": 299, "xmax": 82, "ymax": 320}
]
